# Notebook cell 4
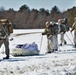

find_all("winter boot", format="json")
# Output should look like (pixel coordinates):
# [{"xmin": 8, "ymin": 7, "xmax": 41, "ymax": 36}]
[
  {"xmin": 3, "ymin": 56, "xmax": 9, "ymax": 59},
  {"xmin": 46, "ymin": 51, "xmax": 51, "ymax": 54},
  {"xmin": 75, "ymin": 44, "xmax": 76, "ymax": 47},
  {"xmin": 64, "ymin": 41, "xmax": 67, "ymax": 45},
  {"xmin": 54, "ymin": 49, "xmax": 58, "ymax": 51},
  {"xmin": 59, "ymin": 43, "xmax": 62, "ymax": 46}
]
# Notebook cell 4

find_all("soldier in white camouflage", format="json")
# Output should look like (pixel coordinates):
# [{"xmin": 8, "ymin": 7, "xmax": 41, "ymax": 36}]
[
  {"xmin": 0, "ymin": 19, "xmax": 13, "ymax": 59},
  {"xmin": 71, "ymin": 17, "xmax": 76, "ymax": 47},
  {"xmin": 42, "ymin": 21, "xmax": 59, "ymax": 53},
  {"xmin": 58, "ymin": 19, "xmax": 67, "ymax": 46}
]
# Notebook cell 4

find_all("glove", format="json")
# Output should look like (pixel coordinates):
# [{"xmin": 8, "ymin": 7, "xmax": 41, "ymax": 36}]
[
  {"xmin": 10, "ymin": 38, "xmax": 13, "ymax": 41},
  {"xmin": 42, "ymin": 33, "xmax": 45, "ymax": 35}
]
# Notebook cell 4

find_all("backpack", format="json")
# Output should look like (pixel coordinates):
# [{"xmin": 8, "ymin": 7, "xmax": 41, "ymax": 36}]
[
  {"xmin": 50, "ymin": 23, "xmax": 59, "ymax": 35},
  {"xmin": 8, "ymin": 23, "xmax": 13, "ymax": 34},
  {"xmin": 60, "ymin": 24, "xmax": 66, "ymax": 33}
]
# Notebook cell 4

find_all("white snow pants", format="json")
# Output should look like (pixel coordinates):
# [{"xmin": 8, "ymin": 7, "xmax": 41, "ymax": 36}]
[
  {"xmin": 47, "ymin": 34, "xmax": 58, "ymax": 52},
  {"xmin": 60, "ymin": 32, "xmax": 66, "ymax": 44}
]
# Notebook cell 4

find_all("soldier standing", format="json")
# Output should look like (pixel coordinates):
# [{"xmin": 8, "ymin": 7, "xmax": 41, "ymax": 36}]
[
  {"xmin": 71, "ymin": 17, "xmax": 76, "ymax": 47},
  {"xmin": 0, "ymin": 19, "xmax": 13, "ymax": 59},
  {"xmin": 58, "ymin": 19, "xmax": 66, "ymax": 46},
  {"xmin": 42, "ymin": 21, "xmax": 58, "ymax": 53}
]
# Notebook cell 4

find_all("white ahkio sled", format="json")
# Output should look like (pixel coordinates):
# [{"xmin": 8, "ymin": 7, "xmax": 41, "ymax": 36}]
[
  {"xmin": 11, "ymin": 42, "xmax": 40, "ymax": 56},
  {"xmin": 10, "ymin": 32, "xmax": 42, "ymax": 56}
]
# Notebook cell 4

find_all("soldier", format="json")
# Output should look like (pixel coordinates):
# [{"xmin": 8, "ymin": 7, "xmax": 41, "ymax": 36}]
[
  {"xmin": 71, "ymin": 17, "xmax": 76, "ymax": 47},
  {"xmin": 58, "ymin": 19, "xmax": 67, "ymax": 46},
  {"xmin": 0, "ymin": 19, "xmax": 13, "ymax": 59},
  {"xmin": 42, "ymin": 21, "xmax": 58, "ymax": 53}
]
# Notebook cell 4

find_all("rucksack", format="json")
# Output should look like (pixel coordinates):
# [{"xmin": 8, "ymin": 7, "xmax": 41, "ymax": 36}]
[
  {"xmin": 50, "ymin": 23, "xmax": 59, "ymax": 35},
  {"xmin": 8, "ymin": 23, "xmax": 13, "ymax": 34},
  {"xmin": 60, "ymin": 24, "xmax": 66, "ymax": 33}
]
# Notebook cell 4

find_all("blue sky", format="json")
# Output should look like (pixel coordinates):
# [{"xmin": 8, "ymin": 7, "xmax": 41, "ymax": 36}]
[{"xmin": 0, "ymin": 0, "xmax": 76, "ymax": 11}]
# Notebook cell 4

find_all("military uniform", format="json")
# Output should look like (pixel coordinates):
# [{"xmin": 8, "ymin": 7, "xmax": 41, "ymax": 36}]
[
  {"xmin": 58, "ymin": 19, "xmax": 67, "ymax": 46},
  {"xmin": 71, "ymin": 18, "xmax": 76, "ymax": 47},
  {"xmin": 0, "ymin": 19, "xmax": 13, "ymax": 59},
  {"xmin": 42, "ymin": 22, "xmax": 58, "ymax": 53}
]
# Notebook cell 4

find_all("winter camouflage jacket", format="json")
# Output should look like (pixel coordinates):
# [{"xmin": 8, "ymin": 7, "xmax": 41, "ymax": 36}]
[{"xmin": 0, "ymin": 23, "xmax": 10, "ymax": 40}]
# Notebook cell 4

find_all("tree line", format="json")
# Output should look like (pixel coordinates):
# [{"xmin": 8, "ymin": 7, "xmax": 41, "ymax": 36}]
[{"xmin": 0, "ymin": 4, "xmax": 76, "ymax": 29}]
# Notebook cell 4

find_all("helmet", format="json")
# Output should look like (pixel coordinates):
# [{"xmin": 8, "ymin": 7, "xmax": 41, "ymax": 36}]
[
  {"xmin": 50, "ymin": 21, "xmax": 53, "ymax": 24},
  {"xmin": 64, "ymin": 18, "xmax": 67, "ymax": 21},
  {"xmin": 0, "ymin": 19, "xmax": 9, "ymax": 25},
  {"xmin": 58, "ymin": 19, "xmax": 62, "ymax": 22},
  {"xmin": 45, "ymin": 21, "xmax": 50, "ymax": 25},
  {"xmin": 74, "ymin": 17, "xmax": 76, "ymax": 20},
  {"xmin": 0, "ymin": 19, "xmax": 8, "ymax": 23}
]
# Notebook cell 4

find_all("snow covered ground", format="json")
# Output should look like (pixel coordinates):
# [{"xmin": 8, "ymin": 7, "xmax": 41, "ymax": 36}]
[{"xmin": 0, "ymin": 29, "xmax": 76, "ymax": 75}]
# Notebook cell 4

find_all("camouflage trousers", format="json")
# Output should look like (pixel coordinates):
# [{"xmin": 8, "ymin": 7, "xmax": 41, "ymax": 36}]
[
  {"xmin": 0, "ymin": 39, "xmax": 9, "ymax": 57},
  {"xmin": 47, "ymin": 34, "xmax": 58, "ymax": 52},
  {"xmin": 60, "ymin": 32, "xmax": 66, "ymax": 45}
]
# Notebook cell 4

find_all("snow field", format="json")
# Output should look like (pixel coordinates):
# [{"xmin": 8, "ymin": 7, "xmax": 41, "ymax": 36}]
[{"xmin": 0, "ymin": 29, "xmax": 76, "ymax": 75}]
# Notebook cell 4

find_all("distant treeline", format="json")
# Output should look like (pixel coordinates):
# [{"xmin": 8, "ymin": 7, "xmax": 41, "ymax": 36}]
[{"xmin": 0, "ymin": 4, "xmax": 76, "ymax": 29}]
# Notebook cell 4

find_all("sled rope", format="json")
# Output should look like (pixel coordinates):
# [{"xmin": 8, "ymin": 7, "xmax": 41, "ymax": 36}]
[{"xmin": 11, "ymin": 32, "xmax": 42, "ymax": 37}]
